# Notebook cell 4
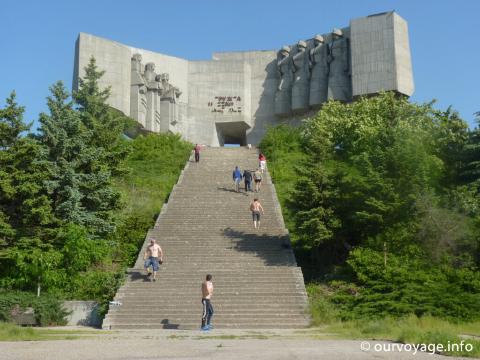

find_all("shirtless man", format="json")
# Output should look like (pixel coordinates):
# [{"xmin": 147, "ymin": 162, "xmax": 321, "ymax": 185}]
[
  {"xmin": 250, "ymin": 198, "xmax": 265, "ymax": 230},
  {"xmin": 143, "ymin": 239, "xmax": 163, "ymax": 282},
  {"xmin": 201, "ymin": 274, "xmax": 214, "ymax": 331}
]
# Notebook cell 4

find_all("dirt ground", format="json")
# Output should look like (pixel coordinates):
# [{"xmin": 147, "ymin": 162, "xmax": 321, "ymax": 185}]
[{"xmin": 0, "ymin": 328, "xmax": 472, "ymax": 360}]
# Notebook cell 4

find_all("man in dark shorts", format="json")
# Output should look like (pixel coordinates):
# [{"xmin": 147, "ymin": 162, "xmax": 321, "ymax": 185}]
[
  {"xmin": 201, "ymin": 274, "xmax": 214, "ymax": 331},
  {"xmin": 249, "ymin": 198, "xmax": 265, "ymax": 230}
]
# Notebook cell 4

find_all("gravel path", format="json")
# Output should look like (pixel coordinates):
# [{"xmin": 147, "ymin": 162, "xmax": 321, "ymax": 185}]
[{"xmin": 0, "ymin": 329, "xmax": 472, "ymax": 360}]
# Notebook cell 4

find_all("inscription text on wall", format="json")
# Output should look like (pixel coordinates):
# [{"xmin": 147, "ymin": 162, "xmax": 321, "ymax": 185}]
[{"xmin": 208, "ymin": 96, "xmax": 242, "ymax": 114}]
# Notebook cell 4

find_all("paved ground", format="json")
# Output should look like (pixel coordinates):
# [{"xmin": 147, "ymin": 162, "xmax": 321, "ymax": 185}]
[{"xmin": 0, "ymin": 329, "xmax": 472, "ymax": 360}]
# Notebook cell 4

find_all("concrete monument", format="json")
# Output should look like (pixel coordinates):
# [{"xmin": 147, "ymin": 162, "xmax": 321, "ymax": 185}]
[
  {"xmin": 274, "ymin": 46, "xmax": 293, "ymax": 116},
  {"xmin": 309, "ymin": 35, "xmax": 328, "ymax": 108},
  {"xmin": 159, "ymin": 73, "xmax": 181, "ymax": 132},
  {"xmin": 291, "ymin": 41, "xmax": 310, "ymax": 112},
  {"xmin": 143, "ymin": 62, "xmax": 163, "ymax": 132},
  {"xmin": 327, "ymin": 28, "xmax": 352, "ymax": 101},
  {"xmin": 73, "ymin": 11, "xmax": 414, "ymax": 146},
  {"xmin": 130, "ymin": 54, "xmax": 147, "ymax": 128}
]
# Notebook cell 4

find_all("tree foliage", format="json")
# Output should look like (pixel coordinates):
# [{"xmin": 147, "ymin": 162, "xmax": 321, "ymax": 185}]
[
  {"xmin": 260, "ymin": 93, "xmax": 479, "ymax": 321},
  {"xmin": 0, "ymin": 59, "xmax": 192, "ymax": 315}
]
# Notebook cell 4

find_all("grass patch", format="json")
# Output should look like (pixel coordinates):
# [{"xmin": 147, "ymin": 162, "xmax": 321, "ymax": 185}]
[
  {"xmin": 307, "ymin": 282, "xmax": 479, "ymax": 357},
  {"xmin": 321, "ymin": 316, "xmax": 480, "ymax": 357},
  {"xmin": 306, "ymin": 283, "xmax": 338, "ymax": 325},
  {"xmin": 0, "ymin": 323, "xmax": 87, "ymax": 341}
]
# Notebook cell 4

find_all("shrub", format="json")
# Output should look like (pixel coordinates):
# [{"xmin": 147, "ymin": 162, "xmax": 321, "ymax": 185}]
[{"xmin": 0, "ymin": 290, "xmax": 68, "ymax": 326}]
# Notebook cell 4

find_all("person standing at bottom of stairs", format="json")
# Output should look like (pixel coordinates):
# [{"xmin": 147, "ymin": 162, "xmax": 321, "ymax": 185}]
[
  {"xmin": 250, "ymin": 198, "xmax": 265, "ymax": 230},
  {"xmin": 201, "ymin": 274, "xmax": 214, "ymax": 331},
  {"xmin": 193, "ymin": 144, "xmax": 201, "ymax": 163},
  {"xmin": 143, "ymin": 239, "xmax": 164, "ymax": 282},
  {"xmin": 232, "ymin": 166, "xmax": 243, "ymax": 193}
]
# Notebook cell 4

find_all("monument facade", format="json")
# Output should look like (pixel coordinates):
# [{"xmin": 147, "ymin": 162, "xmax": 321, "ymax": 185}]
[{"xmin": 73, "ymin": 11, "xmax": 414, "ymax": 146}]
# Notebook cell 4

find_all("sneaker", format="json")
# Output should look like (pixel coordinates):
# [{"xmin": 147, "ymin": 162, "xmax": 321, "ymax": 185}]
[
  {"xmin": 207, "ymin": 324, "xmax": 213, "ymax": 329},
  {"xmin": 201, "ymin": 326, "xmax": 210, "ymax": 331}
]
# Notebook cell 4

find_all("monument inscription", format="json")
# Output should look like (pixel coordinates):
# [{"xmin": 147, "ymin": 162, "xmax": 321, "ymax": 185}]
[{"xmin": 208, "ymin": 96, "xmax": 242, "ymax": 114}]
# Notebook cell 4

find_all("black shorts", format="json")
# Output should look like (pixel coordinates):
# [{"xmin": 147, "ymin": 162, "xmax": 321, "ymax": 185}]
[{"xmin": 252, "ymin": 211, "xmax": 261, "ymax": 221}]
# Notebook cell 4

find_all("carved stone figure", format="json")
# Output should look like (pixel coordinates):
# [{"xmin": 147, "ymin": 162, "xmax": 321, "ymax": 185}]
[
  {"xmin": 159, "ymin": 73, "xmax": 182, "ymax": 103},
  {"xmin": 158, "ymin": 73, "xmax": 182, "ymax": 132},
  {"xmin": 327, "ymin": 28, "xmax": 352, "ymax": 101},
  {"xmin": 144, "ymin": 62, "xmax": 162, "ymax": 132},
  {"xmin": 274, "ymin": 46, "xmax": 293, "ymax": 116},
  {"xmin": 130, "ymin": 54, "xmax": 147, "ymax": 128},
  {"xmin": 309, "ymin": 35, "xmax": 329, "ymax": 107},
  {"xmin": 291, "ymin": 40, "xmax": 310, "ymax": 112}
]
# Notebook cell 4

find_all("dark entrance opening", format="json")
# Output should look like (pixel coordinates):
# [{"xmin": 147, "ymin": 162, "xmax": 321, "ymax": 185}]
[{"xmin": 215, "ymin": 122, "xmax": 250, "ymax": 146}]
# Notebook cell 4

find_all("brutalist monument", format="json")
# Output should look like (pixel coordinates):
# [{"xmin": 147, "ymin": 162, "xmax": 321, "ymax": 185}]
[{"xmin": 73, "ymin": 11, "xmax": 414, "ymax": 146}]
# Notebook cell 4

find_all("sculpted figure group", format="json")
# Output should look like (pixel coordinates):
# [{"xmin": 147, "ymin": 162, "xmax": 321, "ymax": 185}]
[
  {"xmin": 275, "ymin": 28, "xmax": 352, "ymax": 116},
  {"xmin": 130, "ymin": 54, "xmax": 181, "ymax": 132}
]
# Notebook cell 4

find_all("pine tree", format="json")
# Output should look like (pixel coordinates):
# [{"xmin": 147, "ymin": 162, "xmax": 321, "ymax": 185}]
[
  {"xmin": 37, "ymin": 81, "xmax": 87, "ymax": 226},
  {"xmin": 0, "ymin": 92, "xmax": 24, "ymax": 244},
  {"xmin": 73, "ymin": 56, "xmax": 129, "ymax": 175},
  {"xmin": 0, "ymin": 92, "xmax": 54, "ymax": 260},
  {"xmin": 0, "ymin": 93, "xmax": 52, "ymax": 244},
  {"xmin": 38, "ymin": 81, "xmax": 121, "ymax": 236}
]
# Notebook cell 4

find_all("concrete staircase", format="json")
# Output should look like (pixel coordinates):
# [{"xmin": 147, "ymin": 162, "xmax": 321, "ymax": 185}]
[{"xmin": 103, "ymin": 147, "xmax": 309, "ymax": 329}]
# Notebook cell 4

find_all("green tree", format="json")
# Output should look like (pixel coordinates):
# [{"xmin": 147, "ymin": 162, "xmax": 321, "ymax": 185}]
[
  {"xmin": 0, "ymin": 92, "xmax": 54, "ymax": 245},
  {"xmin": 0, "ymin": 92, "xmax": 56, "ymax": 293},
  {"xmin": 461, "ymin": 112, "xmax": 480, "ymax": 185},
  {"xmin": 38, "ymin": 81, "xmax": 121, "ymax": 236},
  {"xmin": 73, "ymin": 56, "xmax": 129, "ymax": 175},
  {"xmin": 0, "ymin": 92, "xmax": 27, "ymax": 244}
]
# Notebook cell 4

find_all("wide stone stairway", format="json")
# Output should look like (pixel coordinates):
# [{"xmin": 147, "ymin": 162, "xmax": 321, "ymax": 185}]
[{"xmin": 103, "ymin": 147, "xmax": 309, "ymax": 329}]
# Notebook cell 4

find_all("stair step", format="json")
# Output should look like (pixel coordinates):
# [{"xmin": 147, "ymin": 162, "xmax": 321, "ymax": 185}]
[{"xmin": 105, "ymin": 148, "xmax": 307, "ymax": 329}]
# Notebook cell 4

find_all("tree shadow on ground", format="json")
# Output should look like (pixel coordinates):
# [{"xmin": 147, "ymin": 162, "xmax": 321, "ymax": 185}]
[{"xmin": 222, "ymin": 227, "xmax": 295, "ymax": 266}]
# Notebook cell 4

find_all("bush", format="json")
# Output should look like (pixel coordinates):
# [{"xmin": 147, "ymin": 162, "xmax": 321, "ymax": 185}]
[
  {"xmin": 331, "ymin": 248, "xmax": 480, "ymax": 321},
  {"xmin": 306, "ymin": 283, "xmax": 338, "ymax": 325},
  {"xmin": 0, "ymin": 290, "xmax": 68, "ymax": 326}
]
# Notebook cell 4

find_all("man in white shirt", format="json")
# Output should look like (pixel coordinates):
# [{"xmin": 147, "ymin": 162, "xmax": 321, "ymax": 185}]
[
  {"xmin": 143, "ymin": 239, "xmax": 163, "ymax": 282},
  {"xmin": 201, "ymin": 274, "xmax": 214, "ymax": 330}
]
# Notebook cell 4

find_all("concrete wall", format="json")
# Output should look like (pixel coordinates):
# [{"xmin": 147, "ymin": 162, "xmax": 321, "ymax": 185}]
[
  {"xmin": 186, "ymin": 60, "xmax": 251, "ymax": 145},
  {"xmin": 350, "ymin": 12, "xmax": 414, "ymax": 96},
  {"xmin": 74, "ymin": 33, "xmax": 189, "ymax": 116},
  {"xmin": 63, "ymin": 301, "xmax": 101, "ymax": 327},
  {"xmin": 212, "ymin": 50, "xmax": 277, "ymax": 144},
  {"xmin": 73, "ymin": 12, "xmax": 414, "ymax": 146}
]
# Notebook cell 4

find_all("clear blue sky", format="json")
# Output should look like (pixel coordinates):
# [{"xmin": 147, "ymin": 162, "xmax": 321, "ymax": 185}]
[{"xmin": 1, "ymin": 0, "xmax": 479, "ymax": 129}]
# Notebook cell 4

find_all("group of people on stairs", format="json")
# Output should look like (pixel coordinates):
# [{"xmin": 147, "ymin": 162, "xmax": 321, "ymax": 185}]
[{"xmin": 142, "ymin": 146, "xmax": 268, "ymax": 331}]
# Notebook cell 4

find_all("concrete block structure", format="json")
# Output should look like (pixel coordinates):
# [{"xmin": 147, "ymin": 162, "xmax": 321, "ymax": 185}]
[{"xmin": 73, "ymin": 11, "xmax": 413, "ymax": 146}]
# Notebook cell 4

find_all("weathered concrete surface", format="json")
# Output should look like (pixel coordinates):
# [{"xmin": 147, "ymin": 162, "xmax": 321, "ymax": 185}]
[
  {"xmin": 0, "ymin": 329, "xmax": 470, "ymax": 360},
  {"xmin": 73, "ymin": 12, "xmax": 414, "ymax": 146},
  {"xmin": 350, "ymin": 12, "xmax": 414, "ymax": 97},
  {"xmin": 62, "ymin": 301, "xmax": 101, "ymax": 327}
]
